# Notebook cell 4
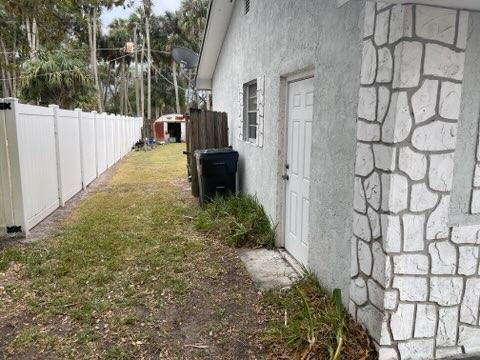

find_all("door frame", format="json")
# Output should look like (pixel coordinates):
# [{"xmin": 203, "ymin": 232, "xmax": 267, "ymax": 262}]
[{"xmin": 275, "ymin": 68, "xmax": 315, "ymax": 252}]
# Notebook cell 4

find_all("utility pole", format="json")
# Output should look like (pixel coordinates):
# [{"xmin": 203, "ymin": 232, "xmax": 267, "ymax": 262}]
[
  {"xmin": 92, "ymin": 7, "xmax": 102, "ymax": 112},
  {"xmin": 123, "ymin": 57, "xmax": 128, "ymax": 115},
  {"xmin": 120, "ymin": 59, "xmax": 124, "ymax": 115},
  {"xmin": 172, "ymin": 60, "xmax": 180, "ymax": 114},
  {"xmin": 140, "ymin": 38, "xmax": 145, "ymax": 121},
  {"xmin": 144, "ymin": 0, "xmax": 152, "ymax": 128},
  {"xmin": 134, "ymin": 25, "xmax": 140, "ymax": 117}
]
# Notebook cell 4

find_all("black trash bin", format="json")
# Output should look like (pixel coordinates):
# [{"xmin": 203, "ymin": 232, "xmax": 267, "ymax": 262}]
[{"xmin": 194, "ymin": 148, "xmax": 239, "ymax": 205}]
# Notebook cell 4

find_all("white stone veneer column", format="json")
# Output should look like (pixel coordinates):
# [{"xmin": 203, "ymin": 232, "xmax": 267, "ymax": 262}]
[{"xmin": 351, "ymin": 2, "xmax": 480, "ymax": 359}]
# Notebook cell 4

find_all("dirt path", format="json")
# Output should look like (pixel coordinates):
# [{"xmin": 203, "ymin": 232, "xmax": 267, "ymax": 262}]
[{"xmin": 0, "ymin": 144, "xmax": 269, "ymax": 359}]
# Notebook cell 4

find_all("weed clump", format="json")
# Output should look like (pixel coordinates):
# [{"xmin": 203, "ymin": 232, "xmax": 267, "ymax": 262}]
[
  {"xmin": 262, "ymin": 275, "xmax": 376, "ymax": 360},
  {"xmin": 195, "ymin": 193, "xmax": 275, "ymax": 248}
]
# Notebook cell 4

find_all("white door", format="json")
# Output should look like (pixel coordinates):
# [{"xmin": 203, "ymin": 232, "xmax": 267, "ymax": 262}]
[{"xmin": 284, "ymin": 77, "xmax": 314, "ymax": 267}]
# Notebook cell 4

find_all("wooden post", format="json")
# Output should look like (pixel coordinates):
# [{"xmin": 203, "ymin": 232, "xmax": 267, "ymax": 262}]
[
  {"xmin": 222, "ymin": 112, "xmax": 229, "ymax": 147},
  {"xmin": 205, "ymin": 110, "xmax": 214, "ymax": 148},
  {"xmin": 190, "ymin": 109, "xmax": 200, "ymax": 197}
]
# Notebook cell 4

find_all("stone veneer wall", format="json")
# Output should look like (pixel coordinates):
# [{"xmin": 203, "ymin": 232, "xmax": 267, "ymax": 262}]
[{"xmin": 350, "ymin": 2, "xmax": 480, "ymax": 359}]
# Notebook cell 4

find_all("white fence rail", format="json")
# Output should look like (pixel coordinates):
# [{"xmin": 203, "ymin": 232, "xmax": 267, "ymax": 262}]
[{"xmin": 0, "ymin": 98, "xmax": 143, "ymax": 236}]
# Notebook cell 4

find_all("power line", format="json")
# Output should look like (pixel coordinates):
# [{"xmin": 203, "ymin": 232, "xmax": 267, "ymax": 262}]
[
  {"xmin": 150, "ymin": 62, "xmax": 189, "ymax": 92},
  {"xmin": 0, "ymin": 47, "xmax": 138, "ymax": 55},
  {"xmin": 0, "ymin": 51, "xmax": 137, "ymax": 81}
]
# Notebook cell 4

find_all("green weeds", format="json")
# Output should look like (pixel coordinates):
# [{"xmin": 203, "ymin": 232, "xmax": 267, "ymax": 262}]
[
  {"xmin": 262, "ymin": 274, "xmax": 343, "ymax": 358},
  {"xmin": 195, "ymin": 193, "xmax": 275, "ymax": 248}
]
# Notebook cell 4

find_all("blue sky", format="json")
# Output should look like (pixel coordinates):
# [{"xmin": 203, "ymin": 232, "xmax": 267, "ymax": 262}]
[{"xmin": 101, "ymin": 0, "xmax": 182, "ymax": 32}]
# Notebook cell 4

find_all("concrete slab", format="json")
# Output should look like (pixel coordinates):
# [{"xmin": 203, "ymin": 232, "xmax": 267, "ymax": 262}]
[{"xmin": 237, "ymin": 248, "xmax": 302, "ymax": 290}]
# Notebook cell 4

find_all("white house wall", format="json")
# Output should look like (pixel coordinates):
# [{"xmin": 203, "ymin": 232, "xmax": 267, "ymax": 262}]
[
  {"xmin": 210, "ymin": 0, "xmax": 480, "ymax": 358},
  {"xmin": 351, "ymin": 2, "xmax": 480, "ymax": 359},
  {"xmin": 211, "ymin": 0, "xmax": 365, "ymax": 303}
]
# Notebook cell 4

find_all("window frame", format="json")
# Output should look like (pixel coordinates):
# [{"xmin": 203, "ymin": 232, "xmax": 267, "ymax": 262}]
[{"xmin": 243, "ymin": 80, "xmax": 258, "ymax": 142}]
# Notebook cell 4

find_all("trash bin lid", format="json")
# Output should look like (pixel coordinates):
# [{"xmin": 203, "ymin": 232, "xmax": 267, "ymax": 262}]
[{"xmin": 194, "ymin": 147, "xmax": 237, "ymax": 159}]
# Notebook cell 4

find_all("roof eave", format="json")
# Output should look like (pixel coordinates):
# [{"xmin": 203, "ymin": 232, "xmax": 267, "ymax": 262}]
[
  {"xmin": 341, "ymin": 0, "xmax": 480, "ymax": 10},
  {"xmin": 195, "ymin": 0, "xmax": 236, "ymax": 91},
  {"xmin": 196, "ymin": 78, "xmax": 213, "ymax": 91},
  {"xmin": 197, "ymin": 0, "xmax": 479, "ymax": 90}
]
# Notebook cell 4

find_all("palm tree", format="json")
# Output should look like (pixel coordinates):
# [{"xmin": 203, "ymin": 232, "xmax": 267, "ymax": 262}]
[
  {"xmin": 128, "ymin": 9, "xmax": 146, "ymax": 118},
  {"xmin": 19, "ymin": 50, "xmax": 95, "ymax": 109},
  {"xmin": 98, "ymin": 18, "xmax": 135, "ymax": 114},
  {"xmin": 156, "ymin": 11, "xmax": 183, "ymax": 114},
  {"xmin": 177, "ymin": 0, "xmax": 208, "ymax": 52},
  {"xmin": 0, "ymin": 0, "xmax": 81, "ymax": 97},
  {"xmin": 77, "ymin": 0, "xmax": 128, "ymax": 112}
]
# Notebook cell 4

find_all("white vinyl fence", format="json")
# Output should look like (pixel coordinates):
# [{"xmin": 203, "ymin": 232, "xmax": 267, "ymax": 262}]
[{"xmin": 0, "ymin": 98, "xmax": 143, "ymax": 236}]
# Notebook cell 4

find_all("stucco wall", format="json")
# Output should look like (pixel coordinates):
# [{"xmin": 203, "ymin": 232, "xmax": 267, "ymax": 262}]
[
  {"xmin": 351, "ymin": 3, "xmax": 480, "ymax": 359},
  {"xmin": 211, "ymin": 0, "xmax": 365, "ymax": 303}
]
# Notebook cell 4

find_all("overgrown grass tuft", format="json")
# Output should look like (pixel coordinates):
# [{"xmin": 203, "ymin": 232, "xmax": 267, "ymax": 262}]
[
  {"xmin": 262, "ymin": 274, "xmax": 374, "ymax": 360},
  {"xmin": 195, "ymin": 193, "xmax": 275, "ymax": 248}
]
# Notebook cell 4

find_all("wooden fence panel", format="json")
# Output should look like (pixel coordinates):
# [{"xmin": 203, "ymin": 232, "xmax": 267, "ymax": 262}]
[{"xmin": 186, "ymin": 109, "xmax": 229, "ymax": 197}]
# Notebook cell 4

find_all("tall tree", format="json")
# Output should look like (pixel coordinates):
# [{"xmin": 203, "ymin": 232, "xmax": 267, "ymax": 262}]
[
  {"xmin": 133, "ymin": 24, "xmax": 140, "ymax": 116},
  {"xmin": 0, "ymin": 0, "xmax": 80, "ymax": 97},
  {"xmin": 20, "ymin": 50, "xmax": 95, "ymax": 109},
  {"xmin": 150, "ymin": 0, "xmax": 208, "ymax": 112},
  {"xmin": 98, "ymin": 17, "xmax": 134, "ymax": 114},
  {"xmin": 177, "ymin": 0, "xmax": 208, "ymax": 52},
  {"xmin": 143, "ymin": 0, "xmax": 152, "ymax": 124},
  {"xmin": 128, "ymin": 10, "xmax": 144, "ymax": 118},
  {"xmin": 78, "ymin": 0, "xmax": 128, "ymax": 112},
  {"xmin": 154, "ymin": 11, "xmax": 184, "ymax": 114}
]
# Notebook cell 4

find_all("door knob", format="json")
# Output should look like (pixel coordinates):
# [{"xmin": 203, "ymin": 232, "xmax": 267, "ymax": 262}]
[{"xmin": 282, "ymin": 174, "xmax": 289, "ymax": 181}]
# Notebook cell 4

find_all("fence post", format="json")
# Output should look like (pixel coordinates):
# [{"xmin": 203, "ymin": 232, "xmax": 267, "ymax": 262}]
[
  {"xmin": 49, "ymin": 104, "xmax": 65, "ymax": 207},
  {"xmin": 0, "ymin": 97, "xmax": 13, "ymax": 236},
  {"xmin": 103, "ymin": 112, "xmax": 108, "ymax": 171},
  {"xmin": 112, "ymin": 115, "xmax": 116, "ymax": 163},
  {"xmin": 76, "ymin": 108, "xmax": 86, "ymax": 191},
  {"xmin": 92, "ymin": 110, "xmax": 99, "ymax": 178},
  {"xmin": 4, "ymin": 98, "xmax": 28, "ymax": 236},
  {"xmin": 105, "ymin": 114, "xmax": 110, "ymax": 169}
]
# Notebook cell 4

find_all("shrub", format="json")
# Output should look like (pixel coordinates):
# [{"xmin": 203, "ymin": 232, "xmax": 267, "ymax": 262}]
[{"xmin": 195, "ymin": 193, "xmax": 275, "ymax": 248}]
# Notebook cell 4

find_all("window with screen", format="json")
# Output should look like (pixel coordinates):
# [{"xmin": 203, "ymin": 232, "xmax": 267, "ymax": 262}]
[{"xmin": 244, "ymin": 81, "xmax": 257, "ymax": 141}]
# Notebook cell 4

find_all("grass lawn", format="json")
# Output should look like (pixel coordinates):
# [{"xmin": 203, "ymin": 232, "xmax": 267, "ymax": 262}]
[
  {"xmin": 0, "ymin": 143, "xmax": 373, "ymax": 359},
  {"xmin": 0, "ymin": 144, "xmax": 268, "ymax": 359}
]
